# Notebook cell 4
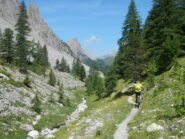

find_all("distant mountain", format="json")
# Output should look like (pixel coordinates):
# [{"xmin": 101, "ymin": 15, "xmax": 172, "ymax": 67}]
[{"xmin": 98, "ymin": 51, "xmax": 117, "ymax": 59}]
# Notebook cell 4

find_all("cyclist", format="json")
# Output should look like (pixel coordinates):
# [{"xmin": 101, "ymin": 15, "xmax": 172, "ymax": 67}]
[{"xmin": 134, "ymin": 81, "xmax": 143, "ymax": 108}]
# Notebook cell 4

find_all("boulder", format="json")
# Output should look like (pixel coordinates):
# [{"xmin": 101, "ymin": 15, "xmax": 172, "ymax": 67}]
[
  {"xmin": 20, "ymin": 124, "xmax": 34, "ymax": 131},
  {"xmin": 0, "ymin": 73, "xmax": 9, "ymax": 80},
  {"xmin": 27, "ymin": 130, "xmax": 39, "ymax": 139},
  {"xmin": 45, "ymin": 134, "xmax": 55, "ymax": 139},
  {"xmin": 41, "ymin": 128, "xmax": 52, "ymax": 136},
  {"xmin": 146, "ymin": 123, "xmax": 164, "ymax": 132}
]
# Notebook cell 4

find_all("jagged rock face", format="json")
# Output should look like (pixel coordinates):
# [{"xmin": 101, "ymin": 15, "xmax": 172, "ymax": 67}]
[
  {"xmin": 67, "ymin": 38, "xmax": 95, "ymax": 62},
  {"xmin": 0, "ymin": 0, "xmax": 75, "ymax": 67},
  {"xmin": 0, "ymin": 0, "xmax": 19, "ymax": 25}
]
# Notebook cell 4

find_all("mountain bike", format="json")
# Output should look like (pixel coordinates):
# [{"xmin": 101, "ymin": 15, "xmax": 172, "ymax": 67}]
[{"xmin": 136, "ymin": 93, "xmax": 141, "ymax": 108}]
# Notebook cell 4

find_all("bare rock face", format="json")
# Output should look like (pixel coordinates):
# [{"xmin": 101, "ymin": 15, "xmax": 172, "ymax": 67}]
[
  {"xmin": 0, "ymin": 0, "xmax": 76, "ymax": 67},
  {"xmin": 0, "ymin": 0, "xmax": 19, "ymax": 25},
  {"xmin": 27, "ymin": 2, "xmax": 75, "ymax": 67}
]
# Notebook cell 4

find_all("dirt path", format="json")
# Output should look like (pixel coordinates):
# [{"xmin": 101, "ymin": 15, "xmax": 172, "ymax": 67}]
[{"xmin": 114, "ymin": 88, "xmax": 139, "ymax": 139}]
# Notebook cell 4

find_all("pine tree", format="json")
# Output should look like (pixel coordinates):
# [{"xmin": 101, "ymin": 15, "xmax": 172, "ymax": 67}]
[
  {"xmin": 144, "ymin": 0, "xmax": 180, "ymax": 72},
  {"xmin": 42, "ymin": 45, "xmax": 49, "ymax": 66},
  {"xmin": 15, "ymin": 1, "xmax": 31, "ymax": 68},
  {"xmin": 58, "ymin": 84, "xmax": 64, "ymax": 104},
  {"xmin": 55, "ymin": 59, "xmax": 60, "ymax": 70},
  {"xmin": 85, "ymin": 62, "xmax": 104, "ymax": 97},
  {"xmin": 23, "ymin": 75, "xmax": 31, "ymax": 88},
  {"xmin": 1, "ymin": 28, "xmax": 14, "ymax": 63},
  {"xmin": 95, "ymin": 77, "xmax": 105, "ymax": 98},
  {"xmin": 72, "ymin": 58, "xmax": 86, "ymax": 80},
  {"xmin": 79, "ymin": 65, "xmax": 86, "ymax": 81},
  {"xmin": 48, "ymin": 69, "xmax": 56, "ymax": 86},
  {"xmin": 32, "ymin": 94, "xmax": 42, "ymax": 114},
  {"xmin": 34, "ymin": 43, "xmax": 49, "ymax": 67},
  {"xmin": 177, "ymin": 0, "xmax": 185, "ymax": 54},
  {"xmin": 116, "ymin": 0, "xmax": 144, "ymax": 82},
  {"xmin": 59, "ymin": 57, "xmax": 70, "ymax": 73}
]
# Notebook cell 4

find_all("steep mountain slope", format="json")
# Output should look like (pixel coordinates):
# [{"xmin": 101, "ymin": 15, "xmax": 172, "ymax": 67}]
[
  {"xmin": 0, "ymin": 63, "xmax": 85, "ymax": 139},
  {"xmin": 0, "ymin": 0, "xmax": 75, "ymax": 67}
]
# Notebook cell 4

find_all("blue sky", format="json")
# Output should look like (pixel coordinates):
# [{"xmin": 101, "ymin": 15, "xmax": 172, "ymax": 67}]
[{"xmin": 23, "ymin": 0, "xmax": 152, "ymax": 57}]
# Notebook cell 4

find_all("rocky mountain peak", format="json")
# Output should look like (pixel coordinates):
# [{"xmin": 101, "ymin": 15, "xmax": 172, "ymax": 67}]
[
  {"xmin": 0, "ymin": 0, "xmax": 19, "ymax": 25},
  {"xmin": 28, "ymin": 2, "xmax": 44, "ymax": 26}
]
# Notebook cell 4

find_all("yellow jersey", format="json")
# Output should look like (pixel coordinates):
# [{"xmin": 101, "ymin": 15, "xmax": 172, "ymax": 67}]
[{"xmin": 135, "ymin": 83, "xmax": 142, "ymax": 92}]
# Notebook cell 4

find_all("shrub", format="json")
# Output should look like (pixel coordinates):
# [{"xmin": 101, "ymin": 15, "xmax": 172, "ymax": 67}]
[
  {"xmin": 23, "ymin": 75, "xmax": 31, "ymax": 88},
  {"xmin": 32, "ymin": 94, "xmax": 42, "ymax": 114},
  {"xmin": 174, "ymin": 89, "xmax": 185, "ymax": 116}
]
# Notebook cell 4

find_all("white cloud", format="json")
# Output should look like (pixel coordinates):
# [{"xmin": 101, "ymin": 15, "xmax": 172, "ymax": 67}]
[{"xmin": 84, "ymin": 35, "xmax": 101, "ymax": 44}]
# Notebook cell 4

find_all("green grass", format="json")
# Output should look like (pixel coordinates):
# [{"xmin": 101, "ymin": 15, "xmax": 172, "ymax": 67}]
[
  {"xmin": 0, "ymin": 69, "xmax": 11, "ymax": 78},
  {"xmin": 0, "ymin": 115, "xmax": 31, "ymax": 139},
  {"xmin": 128, "ymin": 58, "xmax": 185, "ymax": 139},
  {"xmin": 4, "ymin": 79, "xmax": 24, "ymax": 87},
  {"xmin": 55, "ymin": 81, "xmax": 131, "ymax": 139},
  {"xmin": 27, "ymin": 63, "xmax": 47, "ymax": 75},
  {"xmin": 34, "ymin": 89, "xmax": 86, "ymax": 131}
]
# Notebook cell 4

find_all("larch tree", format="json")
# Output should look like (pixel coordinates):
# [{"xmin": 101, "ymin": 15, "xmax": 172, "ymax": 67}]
[
  {"xmin": 144, "ymin": 0, "xmax": 180, "ymax": 72},
  {"xmin": 1, "ymin": 28, "xmax": 14, "ymax": 63},
  {"xmin": 116, "ymin": 0, "xmax": 144, "ymax": 82},
  {"xmin": 15, "ymin": 1, "xmax": 31, "ymax": 68}
]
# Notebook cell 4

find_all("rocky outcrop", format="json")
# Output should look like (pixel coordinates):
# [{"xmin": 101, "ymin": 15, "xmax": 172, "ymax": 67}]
[
  {"xmin": 27, "ymin": 130, "xmax": 39, "ymax": 139},
  {"xmin": 146, "ymin": 123, "xmax": 164, "ymax": 132},
  {"xmin": 67, "ymin": 38, "xmax": 95, "ymax": 61}
]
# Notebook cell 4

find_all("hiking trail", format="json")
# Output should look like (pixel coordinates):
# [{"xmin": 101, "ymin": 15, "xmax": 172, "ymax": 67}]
[{"xmin": 114, "ymin": 87, "xmax": 139, "ymax": 139}]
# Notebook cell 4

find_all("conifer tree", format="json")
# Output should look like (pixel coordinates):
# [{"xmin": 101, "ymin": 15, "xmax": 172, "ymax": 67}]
[
  {"xmin": 1, "ymin": 28, "xmax": 14, "ymax": 63},
  {"xmin": 144, "ymin": 0, "xmax": 180, "ymax": 72},
  {"xmin": 79, "ymin": 65, "xmax": 86, "ymax": 81},
  {"xmin": 72, "ymin": 58, "xmax": 86, "ymax": 81},
  {"xmin": 85, "ymin": 62, "xmax": 104, "ymax": 97},
  {"xmin": 95, "ymin": 77, "xmax": 105, "ymax": 98},
  {"xmin": 32, "ymin": 94, "xmax": 42, "ymax": 114},
  {"xmin": 42, "ymin": 45, "xmax": 49, "ymax": 66},
  {"xmin": 177, "ymin": 0, "xmax": 185, "ymax": 54},
  {"xmin": 58, "ymin": 84, "xmax": 64, "ymax": 104},
  {"xmin": 104, "ymin": 65, "xmax": 118, "ymax": 97},
  {"xmin": 23, "ymin": 75, "xmax": 31, "ymax": 88},
  {"xmin": 48, "ymin": 69, "xmax": 56, "ymax": 86},
  {"xmin": 116, "ymin": 0, "xmax": 144, "ymax": 82},
  {"xmin": 15, "ymin": 1, "xmax": 31, "ymax": 68},
  {"xmin": 59, "ymin": 57, "xmax": 70, "ymax": 73},
  {"xmin": 55, "ymin": 59, "xmax": 60, "ymax": 70}
]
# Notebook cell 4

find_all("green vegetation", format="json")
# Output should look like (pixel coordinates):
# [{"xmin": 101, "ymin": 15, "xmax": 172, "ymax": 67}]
[
  {"xmin": 23, "ymin": 75, "xmax": 31, "ymax": 88},
  {"xmin": 55, "ymin": 81, "xmax": 130, "ymax": 139},
  {"xmin": 129, "ymin": 58, "xmax": 185, "ymax": 138},
  {"xmin": 72, "ymin": 58, "xmax": 86, "ymax": 81},
  {"xmin": 85, "ymin": 62, "xmax": 105, "ymax": 98},
  {"xmin": 0, "ymin": 28, "xmax": 14, "ymax": 63},
  {"xmin": 32, "ymin": 94, "xmax": 42, "ymax": 114},
  {"xmin": 55, "ymin": 57, "xmax": 70, "ymax": 73},
  {"xmin": 0, "ymin": 115, "xmax": 28, "ymax": 139},
  {"xmin": 34, "ymin": 89, "xmax": 86, "ymax": 131},
  {"xmin": 15, "ymin": 1, "xmax": 31, "ymax": 68},
  {"xmin": 0, "ymin": 1, "xmax": 49, "ymax": 74},
  {"xmin": 48, "ymin": 69, "xmax": 56, "ymax": 86},
  {"xmin": 58, "ymin": 85, "xmax": 65, "ymax": 104}
]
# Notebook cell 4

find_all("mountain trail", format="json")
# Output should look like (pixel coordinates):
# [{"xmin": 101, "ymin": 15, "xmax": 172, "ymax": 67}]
[{"xmin": 114, "ymin": 87, "xmax": 139, "ymax": 139}]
